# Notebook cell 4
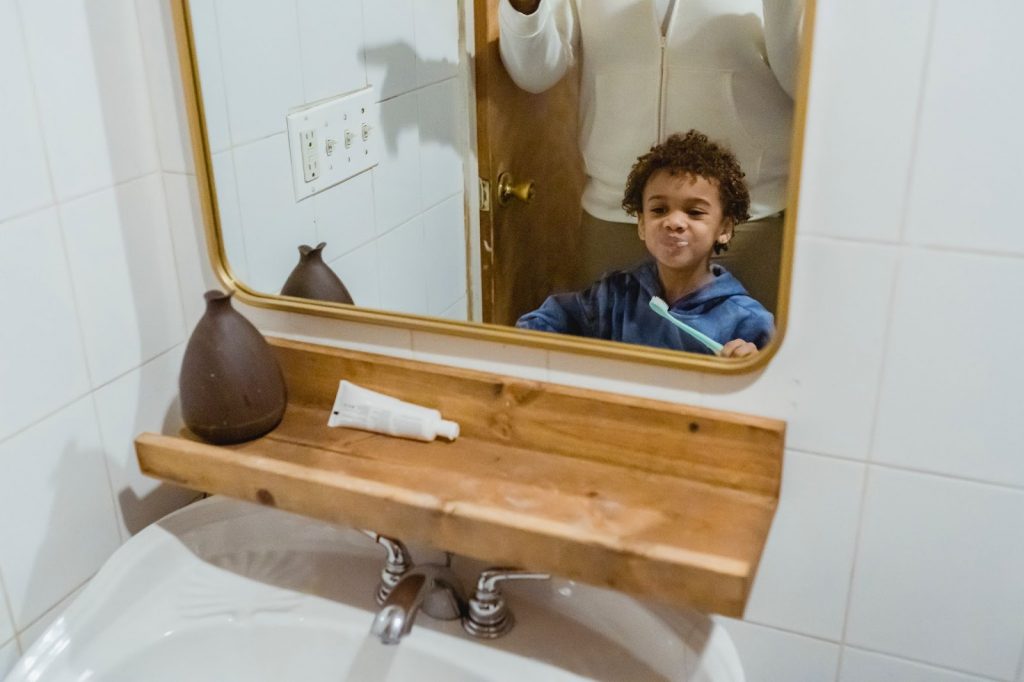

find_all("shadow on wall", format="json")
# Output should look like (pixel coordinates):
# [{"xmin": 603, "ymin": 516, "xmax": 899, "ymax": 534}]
[
  {"xmin": 116, "ymin": 395, "xmax": 201, "ymax": 537},
  {"xmin": 82, "ymin": 0, "xmax": 201, "ymax": 539},
  {"xmin": 15, "ymin": 444, "xmax": 117, "ymax": 644},
  {"xmin": 363, "ymin": 42, "xmax": 460, "ymax": 157}
]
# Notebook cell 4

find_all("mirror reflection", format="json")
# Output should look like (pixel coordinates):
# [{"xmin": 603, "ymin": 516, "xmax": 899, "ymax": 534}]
[{"xmin": 186, "ymin": 0, "xmax": 806, "ymax": 361}]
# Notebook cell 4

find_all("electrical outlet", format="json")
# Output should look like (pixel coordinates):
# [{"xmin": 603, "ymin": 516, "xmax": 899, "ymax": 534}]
[
  {"xmin": 300, "ymin": 129, "xmax": 319, "ymax": 182},
  {"xmin": 286, "ymin": 86, "xmax": 380, "ymax": 201}
]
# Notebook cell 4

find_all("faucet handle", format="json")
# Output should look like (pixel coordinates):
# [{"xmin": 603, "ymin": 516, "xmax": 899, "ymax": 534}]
[
  {"xmin": 463, "ymin": 567, "xmax": 550, "ymax": 639},
  {"xmin": 361, "ymin": 530, "xmax": 412, "ymax": 603}
]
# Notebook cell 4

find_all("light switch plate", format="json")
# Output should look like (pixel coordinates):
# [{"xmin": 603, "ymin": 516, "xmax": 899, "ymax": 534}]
[{"xmin": 286, "ymin": 87, "xmax": 380, "ymax": 201}]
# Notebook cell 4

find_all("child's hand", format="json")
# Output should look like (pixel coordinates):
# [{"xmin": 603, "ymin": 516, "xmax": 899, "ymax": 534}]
[{"xmin": 720, "ymin": 339, "xmax": 758, "ymax": 358}]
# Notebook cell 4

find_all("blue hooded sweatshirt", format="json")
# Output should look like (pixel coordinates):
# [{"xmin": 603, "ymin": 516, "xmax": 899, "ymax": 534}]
[{"xmin": 516, "ymin": 261, "xmax": 774, "ymax": 354}]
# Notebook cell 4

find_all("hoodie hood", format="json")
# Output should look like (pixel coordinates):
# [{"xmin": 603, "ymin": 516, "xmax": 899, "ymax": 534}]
[
  {"xmin": 516, "ymin": 259, "xmax": 774, "ymax": 353},
  {"xmin": 631, "ymin": 260, "xmax": 752, "ymax": 314}
]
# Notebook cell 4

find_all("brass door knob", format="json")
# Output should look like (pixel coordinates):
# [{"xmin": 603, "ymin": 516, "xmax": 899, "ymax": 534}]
[{"xmin": 497, "ymin": 172, "xmax": 535, "ymax": 206}]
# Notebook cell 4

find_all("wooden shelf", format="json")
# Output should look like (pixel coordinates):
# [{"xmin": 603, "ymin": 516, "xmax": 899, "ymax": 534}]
[{"xmin": 135, "ymin": 337, "xmax": 784, "ymax": 617}]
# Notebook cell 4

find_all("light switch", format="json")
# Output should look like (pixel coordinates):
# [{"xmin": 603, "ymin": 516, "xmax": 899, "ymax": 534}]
[{"xmin": 285, "ymin": 86, "xmax": 381, "ymax": 201}]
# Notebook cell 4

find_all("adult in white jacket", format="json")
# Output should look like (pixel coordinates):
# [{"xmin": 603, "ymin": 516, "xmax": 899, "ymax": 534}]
[{"xmin": 499, "ymin": 0, "xmax": 803, "ymax": 303}]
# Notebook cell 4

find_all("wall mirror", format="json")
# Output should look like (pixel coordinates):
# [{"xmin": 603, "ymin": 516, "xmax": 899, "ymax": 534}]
[{"xmin": 173, "ymin": 0, "xmax": 814, "ymax": 373}]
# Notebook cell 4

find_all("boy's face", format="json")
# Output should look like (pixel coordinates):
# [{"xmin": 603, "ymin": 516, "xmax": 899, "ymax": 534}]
[{"xmin": 637, "ymin": 169, "xmax": 732, "ymax": 274}]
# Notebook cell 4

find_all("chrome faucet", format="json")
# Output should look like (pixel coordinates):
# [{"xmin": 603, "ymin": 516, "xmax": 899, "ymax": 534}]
[
  {"xmin": 370, "ymin": 563, "xmax": 467, "ymax": 645},
  {"xmin": 361, "ymin": 530, "xmax": 412, "ymax": 603},
  {"xmin": 363, "ymin": 531, "xmax": 550, "ymax": 643},
  {"xmin": 463, "ymin": 568, "xmax": 550, "ymax": 638}
]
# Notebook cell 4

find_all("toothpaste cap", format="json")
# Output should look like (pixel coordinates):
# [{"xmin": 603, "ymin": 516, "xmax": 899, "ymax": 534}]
[{"xmin": 435, "ymin": 419, "xmax": 460, "ymax": 441}]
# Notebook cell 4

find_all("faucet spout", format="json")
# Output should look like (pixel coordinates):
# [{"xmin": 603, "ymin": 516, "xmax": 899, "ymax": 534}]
[{"xmin": 370, "ymin": 565, "xmax": 465, "ymax": 645}]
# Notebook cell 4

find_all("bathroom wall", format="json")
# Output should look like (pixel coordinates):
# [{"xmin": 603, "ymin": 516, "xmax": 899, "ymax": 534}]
[
  {"xmin": 0, "ymin": 0, "xmax": 470, "ymax": 667},
  {"xmin": 188, "ymin": 0, "xmax": 471, "ymax": 319},
  {"xmin": 1, "ymin": 1, "xmax": 1023, "ymax": 681}
]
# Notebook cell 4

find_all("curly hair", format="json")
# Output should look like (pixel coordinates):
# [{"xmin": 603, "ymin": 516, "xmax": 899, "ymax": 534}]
[{"xmin": 622, "ymin": 130, "xmax": 751, "ymax": 226}]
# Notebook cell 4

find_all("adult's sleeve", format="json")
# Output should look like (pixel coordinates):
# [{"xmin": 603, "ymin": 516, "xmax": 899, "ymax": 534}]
[
  {"xmin": 762, "ymin": 0, "xmax": 804, "ymax": 99},
  {"xmin": 498, "ymin": 0, "xmax": 578, "ymax": 94}
]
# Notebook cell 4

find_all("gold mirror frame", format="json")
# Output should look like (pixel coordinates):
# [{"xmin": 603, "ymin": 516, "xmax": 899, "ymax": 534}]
[{"xmin": 170, "ymin": 0, "xmax": 815, "ymax": 375}]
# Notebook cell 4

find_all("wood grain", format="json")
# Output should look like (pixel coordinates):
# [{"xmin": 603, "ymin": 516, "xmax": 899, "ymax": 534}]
[{"xmin": 135, "ymin": 337, "xmax": 784, "ymax": 616}]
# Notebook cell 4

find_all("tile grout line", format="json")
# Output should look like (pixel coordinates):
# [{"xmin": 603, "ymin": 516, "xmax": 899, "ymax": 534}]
[
  {"xmin": 15, "ymin": 573, "xmax": 94, "ymax": 649},
  {"xmin": 0, "ymin": 568, "xmax": 19, "ymax": 657},
  {"xmin": 839, "ymin": 642, "xmax": 1005, "ymax": 682},
  {"xmin": 798, "ymin": 231, "xmax": 1024, "ymax": 262},
  {"xmin": 86, "ymin": 390, "xmax": 128, "ymax": 545},
  {"xmin": 130, "ymin": 0, "xmax": 192, "ymax": 341},
  {"xmin": 0, "ymin": 344, "xmax": 185, "ymax": 449},
  {"xmin": 735, "ymin": 618, "xmax": 1005, "ymax": 681},
  {"xmin": 785, "ymin": 446, "xmax": 1024, "ymax": 495},
  {"xmin": 895, "ymin": 0, "xmax": 939, "ymax": 246},
  {"xmin": 292, "ymin": 0, "xmax": 310, "ymax": 106},
  {"xmin": 835, "ymin": 1, "xmax": 940, "ymax": 669},
  {"xmin": 9, "ymin": 0, "xmax": 102, "ymax": 467}
]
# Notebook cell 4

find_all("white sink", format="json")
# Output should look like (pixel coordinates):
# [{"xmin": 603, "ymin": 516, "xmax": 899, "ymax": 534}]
[{"xmin": 6, "ymin": 497, "xmax": 744, "ymax": 682}]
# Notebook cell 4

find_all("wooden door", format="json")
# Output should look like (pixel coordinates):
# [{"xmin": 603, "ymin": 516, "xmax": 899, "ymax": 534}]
[{"xmin": 474, "ymin": 0, "xmax": 585, "ymax": 326}]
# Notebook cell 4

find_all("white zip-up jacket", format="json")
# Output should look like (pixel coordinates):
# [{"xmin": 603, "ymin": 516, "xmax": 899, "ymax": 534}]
[{"xmin": 499, "ymin": 0, "xmax": 802, "ymax": 223}]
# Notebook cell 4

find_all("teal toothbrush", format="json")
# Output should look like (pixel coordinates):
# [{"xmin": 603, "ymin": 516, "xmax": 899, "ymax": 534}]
[{"xmin": 648, "ymin": 296, "xmax": 724, "ymax": 355}]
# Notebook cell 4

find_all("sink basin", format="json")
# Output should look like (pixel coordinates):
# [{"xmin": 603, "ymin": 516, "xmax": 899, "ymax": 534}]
[{"xmin": 6, "ymin": 497, "xmax": 744, "ymax": 681}]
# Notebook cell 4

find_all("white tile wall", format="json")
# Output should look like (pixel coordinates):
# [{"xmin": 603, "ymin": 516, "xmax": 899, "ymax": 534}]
[
  {"xmin": 413, "ymin": 0, "xmax": 460, "ymax": 87},
  {"xmin": 18, "ymin": 0, "xmax": 160, "ymax": 201},
  {"xmin": 0, "ymin": 0, "xmax": 52, "ymax": 222},
  {"xmin": 362, "ymin": 0, "xmax": 417, "ymax": 101},
  {"xmin": 231, "ymin": 134, "xmax": 317, "ymax": 294},
  {"xmin": 422, "ymin": 193, "xmax": 468, "ymax": 315},
  {"xmin": 717, "ymin": 618, "xmax": 841, "ymax": 682},
  {"xmin": 92, "ymin": 347, "xmax": 196, "ymax": 540},
  {"xmin": 904, "ymin": 0, "xmax": 1024, "ymax": 255},
  {"xmin": 411, "ymin": 332, "xmax": 548, "ymax": 382},
  {"xmin": 215, "ymin": 0, "xmax": 303, "ymax": 145},
  {"xmin": 546, "ymin": 350, "xmax": 702, "ymax": 404},
  {"xmin": 330, "ymin": 240, "xmax": 381, "ymax": 309},
  {"xmin": 0, "ymin": 209, "xmax": 91, "ymax": 442},
  {"xmin": 798, "ymin": 0, "xmax": 932, "ymax": 243},
  {"xmin": 163, "ymin": 173, "xmax": 222, "ymax": 328},
  {"xmin": 373, "ymin": 92, "xmax": 423, "ymax": 234},
  {"xmin": 872, "ymin": 249, "xmax": 1024, "ymax": 487},
  {"xmin": 17, "ymin": 584, "xmax": 85, "ymax": 654},
  {"xmin": 0, "ymin": 0, "xmax": 208, "ymax": 661},
  {"xmin": 375, "ymin": 216, "xmax": 428, "ymax": 315},
  {"xmin": 0, "ymin": 638, "xmax": 19, "ymax": 680},
  {"xmin": 440, "ymin": 296, "xmax": 470, "ymax": 322},
  {"xmin": 314, "ymin": 170, "xmax": 376, "ymax": 263},
  {"xmin": 135, "ymin": 0, "xmax": 192, "ymax": 174},
  {"xmin": 196, "ymin": 1, "xmax": 469, "ymax": 321},
  {"xmin": 246, "ymin": 307, "xmax": 414, "ymax": 360},
  {"xmin": 59, "ymin": 174, "xmax": 185, "ymax": 387},
  {"xmin": 0, "ymin": 585, "xmax": 13, "ymax": 655},
  {"xmin": 0, "ymin": 398, "xmax": 120, "ymax": 629},
  {"xmin": 743, "ymin": 451, "xmax": 865, "ymax": 640},
  {"xmin": 839, "ymin": 647, "xmax": 996, "ymax": 682},
  {"xmin": 418, "ymin": 79, "xmax": 465, "ymax": 208},
  {"xmin": 210, "ymin": 150, "xmax": 250, "ymax": 284},
  {"xmin": 297, "ymin": 0, "xmax": 368, "ymax": 103},
  {"xmin": 845, "ymin": 467, "xmax": 1024, "ymax": 679},
  {"xmin": 188, "ymin": 0, "xmax": 232, "ymax": 154}
]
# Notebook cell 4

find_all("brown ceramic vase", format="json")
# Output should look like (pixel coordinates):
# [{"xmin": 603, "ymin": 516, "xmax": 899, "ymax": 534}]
[
  {"xmin": 179, "ymin": 290, "xmax": 287, "ymax": 444},
  {"xmin": 280, "ymin": 242, "xmax": 354, "ymax": 304}
]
